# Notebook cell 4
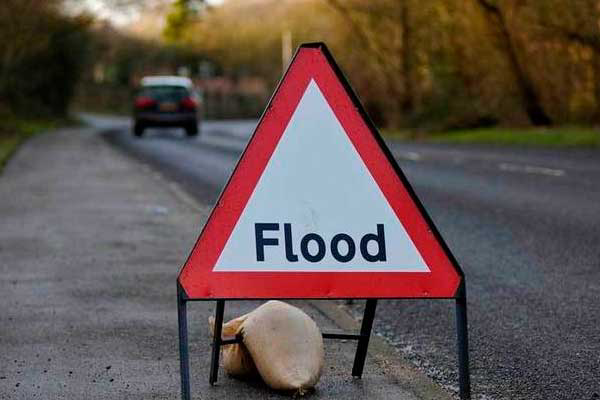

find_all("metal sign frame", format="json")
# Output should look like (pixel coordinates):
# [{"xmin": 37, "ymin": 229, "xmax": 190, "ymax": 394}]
[
  {"xmin": 177, "ymin": 286, "xmax": 470, "ymax": 400},
  {"xmin": 176, "ymin": 42, "xmax": 470, "ymax": 400}
]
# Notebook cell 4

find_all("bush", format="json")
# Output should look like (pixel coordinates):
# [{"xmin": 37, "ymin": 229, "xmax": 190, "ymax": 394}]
[{"xmin": 0, "ymin": 1, "xmax": 91, "ymax": 118}]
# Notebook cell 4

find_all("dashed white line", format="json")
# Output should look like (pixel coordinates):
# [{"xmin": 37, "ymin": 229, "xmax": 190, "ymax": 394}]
[
  {"xmin": 397, "ymin": 151, "xmax": 422, "ymax": 161},
  {"xmin": 498, "ymin": 162, "xmax": 565, "ymax": 177}
]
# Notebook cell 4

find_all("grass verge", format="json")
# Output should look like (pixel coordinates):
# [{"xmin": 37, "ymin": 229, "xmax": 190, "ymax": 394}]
[
  {"xmin": 386, "ymin": 126, "xmax": 600, "ymax": 148},
  {"xmin": 0, "ymin": 117, "xmax": 70, "ymax": 173}
]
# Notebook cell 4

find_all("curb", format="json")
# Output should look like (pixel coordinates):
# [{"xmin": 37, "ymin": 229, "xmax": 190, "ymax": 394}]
[{"xmin": 309, "ymin": 300, "xmax": 455, "ymax": 400}]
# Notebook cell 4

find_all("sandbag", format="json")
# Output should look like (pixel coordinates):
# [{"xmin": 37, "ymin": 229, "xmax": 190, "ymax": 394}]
[
  {"xmin": 240, "ymin": 301, "xmax": 324, "ymax": 392},
  {"xmin": 209, "ymin": 301, "xmax": 324, "ymax": 393}
]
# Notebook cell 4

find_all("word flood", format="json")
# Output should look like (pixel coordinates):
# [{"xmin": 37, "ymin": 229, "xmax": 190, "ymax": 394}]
[{"xmin": 255, "ymin": 223, "xmax": 387, "ymax": 263}]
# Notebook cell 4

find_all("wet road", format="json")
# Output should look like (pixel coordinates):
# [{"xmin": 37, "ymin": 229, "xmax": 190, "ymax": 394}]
[{"xmin": 83, "ymin": 114, "xmax": 600, "ymax": 400}]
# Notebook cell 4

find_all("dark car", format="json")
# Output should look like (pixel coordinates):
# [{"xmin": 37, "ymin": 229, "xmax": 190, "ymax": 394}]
[{"xmin": 133, "ymin": 76, "xmax": 201, "ymax": 137}]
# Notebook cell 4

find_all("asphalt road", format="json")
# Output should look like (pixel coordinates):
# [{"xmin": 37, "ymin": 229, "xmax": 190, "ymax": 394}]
[{"xmin": 84, "ymin": 114, "xmax": 600, "ymax": 400}]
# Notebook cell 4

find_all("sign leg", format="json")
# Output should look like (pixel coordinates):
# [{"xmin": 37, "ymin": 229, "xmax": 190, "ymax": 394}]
[
  {"xmin": 177, "ymin": 287, "xmax": 191, "ymax": 400},
  {"xmin": 456, "ymin": 294, "xmax": 471, "ymax": 400},
  {"xmin": 352, "ymin": 299, "xmax": 378, "ymax": 378},
  {"xmin": 209, "ymin": 300, "xmax": 225, "ymax": 385}
]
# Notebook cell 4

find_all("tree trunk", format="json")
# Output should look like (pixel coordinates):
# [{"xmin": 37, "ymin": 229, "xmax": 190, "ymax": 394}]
[
  {"xmin": 400, "ymin": 0, "xmax": 414, "ymax": 114},
  {"xmin": 476, "ymin": 0, "xmax": 551, "ymax": 125},
  {"xmin": 593, "ymin": 52, "xmax": 600, "ymax": 124}
]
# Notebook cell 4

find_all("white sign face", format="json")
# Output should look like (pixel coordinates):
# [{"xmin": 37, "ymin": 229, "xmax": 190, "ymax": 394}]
[{"xmin": 214, "ymin": 80, "xmax": 429, "ymax": 272}]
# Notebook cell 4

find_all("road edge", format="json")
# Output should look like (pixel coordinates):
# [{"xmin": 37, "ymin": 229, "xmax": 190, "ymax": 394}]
[{"xmin": 309, "ymin": 300, "xmax": 455, "ymax": 400}]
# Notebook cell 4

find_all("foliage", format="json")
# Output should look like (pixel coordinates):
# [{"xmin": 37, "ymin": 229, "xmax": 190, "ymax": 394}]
[
  {"xmin": 158, "ymin": 0, "xmax": 600, "ymax": 130},
  {"xmin": 75, "ymin": 21, "xmax": 206, "ymax": 115},
  {"xmin": 5, "ymin": 0, "xmax": 598, "ymax": 132},
  {"xmin": 164, "ymin": 0, "xmax": 205, "ymax": 43},
  {"xmin": 0, "ymin": 0, "xmax": 92, "ymax": 118}
]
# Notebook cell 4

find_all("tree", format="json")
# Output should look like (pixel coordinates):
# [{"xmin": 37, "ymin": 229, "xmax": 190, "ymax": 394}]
[
  {"xmin": 0, "ymin": 0, "xmax": 92, "ymax": 116},
  {"xmin": 327, "ymin": 0, "xmax": 415, "ymax": 126},
  {"xmin": 163, "ymin": 0, "xmax": 204, "ymax": 43},
  {"xmin": 535, "ymin": 0, "xmax": 600, "ymax": 122},
  {"xmin": 474, "ymin": 0, "xmax": 551, "ymax": 125}
]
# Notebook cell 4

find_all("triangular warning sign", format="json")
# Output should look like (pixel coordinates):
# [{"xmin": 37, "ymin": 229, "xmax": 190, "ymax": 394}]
[{"xmin": 178, "ymin": 43, "xmax": 462, "ymax": 299}]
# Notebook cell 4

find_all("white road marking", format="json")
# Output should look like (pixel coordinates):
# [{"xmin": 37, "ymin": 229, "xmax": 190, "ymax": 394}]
[
  {"xmin": 397, "ymin": 151, "xmax": 422, "ymax": 161},
  {"xmin": 145, "ymin": 205, "xmax": 169, "ymax": 215},
  {"xmin": 498, "ymin": 162, "xmax": 565, "ymax": 177}
]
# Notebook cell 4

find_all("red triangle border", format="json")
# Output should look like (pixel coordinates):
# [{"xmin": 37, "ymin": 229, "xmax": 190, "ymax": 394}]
[{"xmin": 178, "ymin": 43, "xmax": 463, "ymax": 299}]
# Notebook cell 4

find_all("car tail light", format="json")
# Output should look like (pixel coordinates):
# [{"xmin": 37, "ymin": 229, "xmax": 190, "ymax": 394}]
[
  {"xmin": 135, "ymin": 96, "xmax": 156, "ymax": 109},
  {"xmin": 180, "ymin": 96, "xmax": 197, "ymax": 110}
]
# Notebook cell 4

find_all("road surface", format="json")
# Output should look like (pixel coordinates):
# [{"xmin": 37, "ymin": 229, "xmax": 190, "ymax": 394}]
[{"xmin": 83, "ymin": 114, "xmax": 600, "ymax": 400}]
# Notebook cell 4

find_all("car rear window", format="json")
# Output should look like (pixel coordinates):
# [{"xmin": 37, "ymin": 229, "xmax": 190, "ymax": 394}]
[{"xmin": 140, "ymin": 86, "xmax": 190, "ymax": 102}]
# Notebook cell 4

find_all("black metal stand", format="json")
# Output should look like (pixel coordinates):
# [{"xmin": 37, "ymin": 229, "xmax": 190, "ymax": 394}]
[
  {"xmin": 177, "ymin": 285, "xmax": 191, "ymax": 400},
  {"xmin": 209, "ymin": 300, "xmax": 225, "ymax": 385},
  {"xmin": 352, "ymin": 299, "xmax": 377, "ymax": 377},
  {"xmin": 177, "ymin": 296, "xmax": 379, "ymax": 399},
  {"xmin": 455, "ymin": 287, "xmax": 471, "ymax": 400},
  {"xmin": 177, "ymin": 294, "xmax": 469, "ymax": 400}
]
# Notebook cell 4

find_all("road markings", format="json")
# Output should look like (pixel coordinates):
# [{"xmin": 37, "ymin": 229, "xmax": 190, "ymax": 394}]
[
  {"xmin": 397, "ymin": 151, "xmax": 422, "ymax": 161},
  {"xmin": 498, "ymin": 162, "xmax": 565, "ymax": 177},
  {"xmin": 145, "ymin": 205, "xmax": 169, "ymax": 215}
]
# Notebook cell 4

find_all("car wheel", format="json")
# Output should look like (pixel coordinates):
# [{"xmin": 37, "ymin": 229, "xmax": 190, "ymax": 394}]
[
  {"xmin": 185, "ymin": 122, "xmax": 198, "ymax": 137},
  {"xmin": 133, "ymin": 122, "xmax": 145, "ymax": 137}
]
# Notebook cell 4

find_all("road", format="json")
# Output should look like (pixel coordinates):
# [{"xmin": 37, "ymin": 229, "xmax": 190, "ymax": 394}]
[{"xmin": 83, "ymin": 114, "xmax": 600, "ymax": 400}]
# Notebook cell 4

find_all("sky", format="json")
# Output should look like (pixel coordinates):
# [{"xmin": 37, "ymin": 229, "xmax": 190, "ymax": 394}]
[{"xmin": 65, "ymin": 0, "xmax": 224, "ymax": 27}]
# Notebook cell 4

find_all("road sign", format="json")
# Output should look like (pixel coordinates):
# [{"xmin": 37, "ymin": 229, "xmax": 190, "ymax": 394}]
[
  {"xmin": 178, "ymin": 43, "xmax": 462, "ymax": 299},
  {"xmin": 176, "ymin": 43, "xmax": 470, "ymax": 400}
]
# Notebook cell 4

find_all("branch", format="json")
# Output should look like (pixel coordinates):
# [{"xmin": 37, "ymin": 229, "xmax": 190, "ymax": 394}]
[{"xmin": 539, "ymin": 22, "xmax": 600, "ymax": 52}]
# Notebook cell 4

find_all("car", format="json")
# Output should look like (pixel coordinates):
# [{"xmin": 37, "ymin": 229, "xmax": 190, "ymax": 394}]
[{"xmin": 133, "ymin": 76, "xmax": 201, "ymax": 137}]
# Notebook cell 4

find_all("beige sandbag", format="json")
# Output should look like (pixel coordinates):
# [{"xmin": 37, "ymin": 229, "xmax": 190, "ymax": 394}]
[
  {"xmin": 208, "ymin": 301, "xmax": 324, "ymax": 393},
  {"xmin": 239, "ymin": 301, "xmax": 324, "ymax": 392},
  {"xmin": 208, "ymin": 314, "xmax": 257, "ymax": 377}
]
